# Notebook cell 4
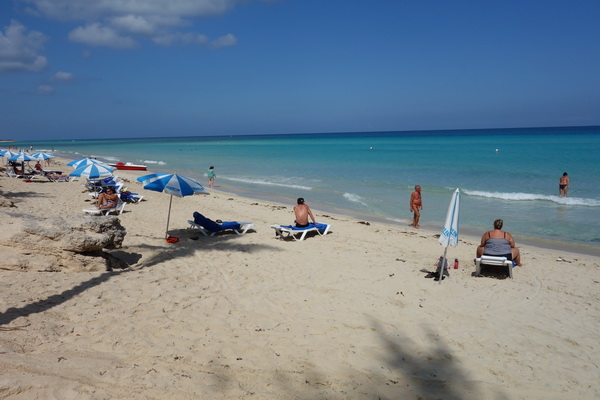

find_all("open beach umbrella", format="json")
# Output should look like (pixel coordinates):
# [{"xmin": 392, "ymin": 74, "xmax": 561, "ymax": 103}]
[
  {"xmin": 69, "ymin": 163, "xmax": 115, "ymax": 179},
  {"xmin": 7, "ymin": 152, "xmax": 34, "ymax": 174},
  {"xmin": 67, "ymin": 158, "xmax": 109, "ymax": 169},
  {"xmin": 437, "ymin": 188, "xmax": 460, "ymax": 283},
  {"xmin": 8, "ymin": 153, "xmax": 35, "ymax": 162},
  {"xmin": 30, "ymin": 152, "xmax": 55, "ymax": 161},
  {"xmin": 0, "ymin": 149, "xmax": 18, "ymax": 158},
  {"xmin": 136, "ymin": 173, "xmax": 209, "ymax": 239}
]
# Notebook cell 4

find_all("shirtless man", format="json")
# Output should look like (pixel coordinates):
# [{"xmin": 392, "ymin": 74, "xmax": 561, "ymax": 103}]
[
  {"xmin": 293, "ymin": 198, "xmax": 316, "ymax": 228},
  {"xmin": 559, "ymin": 172, "xmax": 569, "ymax": 197},
  {"xmin": 410, "ymin": 185, "xmax": 423, "ymax": 228}
]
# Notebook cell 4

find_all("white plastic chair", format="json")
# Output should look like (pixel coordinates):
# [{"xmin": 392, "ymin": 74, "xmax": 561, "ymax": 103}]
[{"xmin": 475, "ymin": 255, "xmax": 514, "ymax": 278}]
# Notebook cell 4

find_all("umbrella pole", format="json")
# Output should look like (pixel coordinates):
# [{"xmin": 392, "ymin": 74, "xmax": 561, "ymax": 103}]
[
  {"xmin": 165, "ymin": 195, "xmax": 173, "ymax": 239},
  {"xmin": 439, "ymin": 247, "xmax": 449, "ymax": 284}
]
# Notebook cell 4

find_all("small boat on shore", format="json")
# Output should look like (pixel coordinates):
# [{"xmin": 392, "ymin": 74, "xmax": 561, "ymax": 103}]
[{"xmin": 109, "ymin": 162, "xmax": 148, "ymax": 171}]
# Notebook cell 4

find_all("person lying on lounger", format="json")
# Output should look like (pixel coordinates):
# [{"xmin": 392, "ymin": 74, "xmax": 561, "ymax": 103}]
[
  {"xmin": 96, "ymin": 188, "xmax": 119, "ymax": 209},
  {"xmin": 293, "ymin": 197, "xmax": 317, "ymax": 228}
]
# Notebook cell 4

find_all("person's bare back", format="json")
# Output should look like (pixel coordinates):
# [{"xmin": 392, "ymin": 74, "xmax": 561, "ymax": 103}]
[{"xmin": 293, "ymin": 198, "xmax": 316, "ymax": 227}]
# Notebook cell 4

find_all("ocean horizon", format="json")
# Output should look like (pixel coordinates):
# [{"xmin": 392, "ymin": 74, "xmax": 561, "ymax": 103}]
[{"xmin": 9, "ymin": 125, "xmax": 600, "ymax": 255}]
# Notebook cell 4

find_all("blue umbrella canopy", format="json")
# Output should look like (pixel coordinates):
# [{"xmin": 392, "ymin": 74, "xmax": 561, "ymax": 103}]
[
  {"xmin": 0, "ymin": 149, "xmax": 18, "ymax": 157},
  {"xmin": 30, "ymin": 152, "xmax": 56, "ymax": 160},
  {"xmin": 68, "ymin": 158, "xmax": 109, "ymax": 169},
  {"xmin": 69, "ymin": 163, "xmax": 115, "ymax": 179},
  {"xmin": 8, "ymin": 153, "xmax": 35, "ymax": 162},
  {"xmin": 137, "ymin": 173, "xmax": 209, "ymax": 239},
  {"xmin": 137, "ymin": 173, "xmax": 209, "ymax": 197}
]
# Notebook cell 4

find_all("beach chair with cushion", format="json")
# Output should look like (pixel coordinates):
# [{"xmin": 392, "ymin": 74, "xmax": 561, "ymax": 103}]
[
  {"xmin": 475, "ymin": 255, "xmax": 514, "ymax": 278},
  {"xmin": 119, "ymin": 191, "xmax": 144, "ymax": 203},
  {"xmin": 270, "ymin": 223, "xmax": 332, "ymax": 241},
  {"xmin": 188, "ymin": 211, "xmax": 254, "ymax": 236},
  {"xmin": 82, "ymin": 199, "xmax": 126, "ymax": 216}
]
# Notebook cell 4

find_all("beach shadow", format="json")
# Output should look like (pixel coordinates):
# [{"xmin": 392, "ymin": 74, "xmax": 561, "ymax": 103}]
[
  {"xmin": 261, "ymin": 317, "xmax": 510, "ymax": 399},
  {"xmin": 119, "ymin": 230, "xmax": 280, "ymax": 269},
  {"xmin": 0, "ymin": 271, "xmax": 119, "ymax": 326},
  {"xmin": 0, "ymin": 189, "xmax": 52, "ymax": 201},
  {"xmin": 471, "ymin": 265, "xmax": 511, "ymax": 280}
]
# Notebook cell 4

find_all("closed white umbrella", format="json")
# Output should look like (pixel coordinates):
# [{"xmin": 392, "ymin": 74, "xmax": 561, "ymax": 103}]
[{"xmin": 437, "ymin": 188, "xmax": 460, "ymax": 283}]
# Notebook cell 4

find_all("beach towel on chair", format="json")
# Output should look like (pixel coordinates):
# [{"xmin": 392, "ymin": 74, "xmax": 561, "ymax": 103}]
[
  {"xmin": 193, "ymin": 212, "xmax": 241, "ymax": 232},
  {"xmin": 280, "ymin": 223, "xmax": 329, "ymax": 231}
]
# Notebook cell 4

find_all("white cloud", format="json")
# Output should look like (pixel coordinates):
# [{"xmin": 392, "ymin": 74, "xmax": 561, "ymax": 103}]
[
  {"xmin": 152, "ymin": 32, "xmax": 236, "ymax": 49},
  {"xmin": 35, "ymin": 84, "xmax": 54, "ymax": 94},
  {"xmin": 0, "ymin": 20, "xmax": 48, "ymax": 72},
  {"xmin": 20, "ymin": 0, "xmax": 237, "ymax": 20},
  {"xmin": 68, "ymin": 23, "xmax": 137, "ymax": 49},
  {"xmin": 110, "ymin": 15, "xmax": 156, "ymax": 35},
  {"xmin": 153, "ymin": 32, "xmax": 208, "ymax": 47},
  {"xmin": 209, "ymin": 33, "xmax": 237, "ymax": 49},
  {"xmin": 50, "ymin": 71, "xmax": 73, "ymax": 82},
  {"xmin": 18, "ymin": 0, "xmax": 241, "ymax": 49}
]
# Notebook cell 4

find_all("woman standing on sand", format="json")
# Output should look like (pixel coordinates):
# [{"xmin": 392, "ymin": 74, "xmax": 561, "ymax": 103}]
[{"xmin": 207, "ymin": 165, "xmax": 216, "ymax": 188}]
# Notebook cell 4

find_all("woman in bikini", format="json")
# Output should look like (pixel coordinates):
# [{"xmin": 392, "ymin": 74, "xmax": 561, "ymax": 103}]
[
  {"xmin": 476, "ymin": 219, "xmax": 522, "ymax": 266},
  {"xmin": 96, "ymin": 188, "xmax": 119, "ymax": 210}
]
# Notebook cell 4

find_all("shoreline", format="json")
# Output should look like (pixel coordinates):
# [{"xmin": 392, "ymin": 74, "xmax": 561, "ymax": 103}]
[
  {"xmin": 2, "ymin": 156, "xmax": 600, "ymax": 399},
  {"xmin": 211, "ymin": 180, "xmax": 600, "ymax": 258}
]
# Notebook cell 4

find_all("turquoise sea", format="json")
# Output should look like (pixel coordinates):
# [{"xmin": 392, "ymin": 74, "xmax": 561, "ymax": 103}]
[{"xmin": 10, "ymin": 126, "xmax": 600, "ymax": 254}]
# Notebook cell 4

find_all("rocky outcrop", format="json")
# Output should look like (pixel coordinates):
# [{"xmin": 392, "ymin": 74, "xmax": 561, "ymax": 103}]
[{"xmin": 0, "ymin": 212, "xmax": 127, "ymax": 272}]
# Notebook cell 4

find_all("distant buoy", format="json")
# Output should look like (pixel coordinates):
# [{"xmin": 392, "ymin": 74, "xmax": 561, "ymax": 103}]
[
  {"xmin": 369, "ymin": 146, "xmax": 373, "ymax": 150},
  {"xmin": 495, "ymin": 148, "xmax": 499, "ymax": 152}
]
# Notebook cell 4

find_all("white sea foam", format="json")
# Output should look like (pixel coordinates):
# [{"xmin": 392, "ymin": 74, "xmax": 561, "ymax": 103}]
[
  {"xmin": 223, "ymin": 176, "xmax": 312, "ymax": 191},
  {"xmin": 463, "ymin": 190, "xmax": 600, "ymax": 207},
  {"xmin": 343, "ymin": 192, "xmax": 369, "ymax": 207},
  {"xmin": 143, "ymin": 160, "xmax": 166, "ymax": 165}
]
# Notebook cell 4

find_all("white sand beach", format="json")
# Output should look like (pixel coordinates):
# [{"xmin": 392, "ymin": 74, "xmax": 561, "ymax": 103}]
[{"xmin": 1, "ymin": 158, "xmax": 599, "ymax": 399}]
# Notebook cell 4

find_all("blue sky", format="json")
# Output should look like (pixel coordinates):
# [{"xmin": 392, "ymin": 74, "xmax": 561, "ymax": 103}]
[{"xmin": 1, "ymin": 0, "xmax": 600, "ymax": 141}]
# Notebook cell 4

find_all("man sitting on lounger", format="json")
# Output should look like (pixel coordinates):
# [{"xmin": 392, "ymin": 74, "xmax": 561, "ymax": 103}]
[{"xmin": 294, "ymin": 198, "xmax": 317, "ymax": 228}]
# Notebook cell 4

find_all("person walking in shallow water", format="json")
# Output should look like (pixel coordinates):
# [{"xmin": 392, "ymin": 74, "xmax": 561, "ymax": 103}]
[
  {"xmin": 207, "ymin": 165, "xmax": 216, "ymax": 188},
  {"xmin": 559, "ymin": 172, "xmax": 569, "ymax": 197},
  {"xmin": 410, "ymin": 185, "xmax": 423, "ymax": 228}
]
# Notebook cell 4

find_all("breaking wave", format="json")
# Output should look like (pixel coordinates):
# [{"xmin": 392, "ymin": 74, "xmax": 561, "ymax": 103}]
[{"xmin": 463, "ymin": 190, "xmax": 600, "ymax": 207}]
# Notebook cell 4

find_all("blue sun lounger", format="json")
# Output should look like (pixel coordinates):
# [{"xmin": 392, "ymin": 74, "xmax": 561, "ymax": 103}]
[
  {"xmin": 270, "ymin": 223, "xmax": 332, "ymax": 241},
  {"xmin": 188, "ymin": 212, "xmax": 254, "ymax": 236}
]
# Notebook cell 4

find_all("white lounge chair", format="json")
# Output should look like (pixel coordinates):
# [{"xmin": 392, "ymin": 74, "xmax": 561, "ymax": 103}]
[
  {"xmin": 475, "ymin": 255, "xmax": 514, "ymax": 278},
  {"xmin": 270, "ymin": 223, "xmax": 332, "ymax": 241},
  {"xmin": 6, "ymin": 169, "xmax": 34, "ymax": 179},
  {"xmin": 45, "ymin": 174, "xmax": 72, "ymax": 182},
  {"xmin": 188, "ymin": 212, "xmax": 254, "ymax": 236},
  {"xmin": 83, "ymin": 200, "xmax": 126, "ymax": 216}
]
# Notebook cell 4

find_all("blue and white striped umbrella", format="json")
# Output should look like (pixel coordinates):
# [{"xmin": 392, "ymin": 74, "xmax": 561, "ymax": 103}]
[
  {"xmin": 136, "ymin": 173, "xmax": 209, "ymax": 239},
  {"xmin": 0, "ymin": 150, "xmax": 18, "ymax": 158},
  {"xmin": 137, "ymin": 173, "xmax": 209, "ymax": 198},
  {"xmin": 8, "ymin": 153, "xmax": 35, "ymax": 162},
  {"xmin": 67, "ymin": 158, "xmax": 109, "ymax": 169},
  {"xmin": 69, "ymin": 163, "xmax": 115, "ymax": 179},
  {"xmin": 30, "ymin": 152, "xmax": 56, "ymax": 160}
]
